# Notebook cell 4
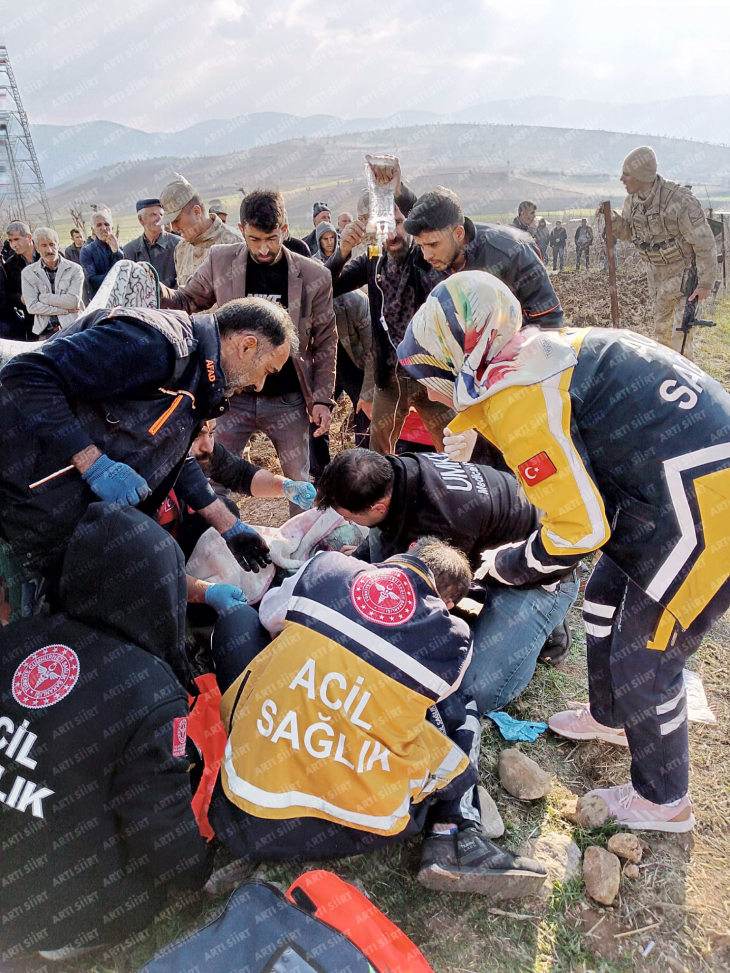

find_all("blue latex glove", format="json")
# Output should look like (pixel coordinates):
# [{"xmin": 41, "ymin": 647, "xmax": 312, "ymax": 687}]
[
  {"xmin": 81, "ymin": 454, "xmax": 151, "ymax": 505},
  {"xmin": 282, "ymin": 479, "xmax": 317, "ymax": 510},
  {"xmin": 204, "ymin": 583, "xmax": 248, "ymax": 614},
  {"xmin": 486, "ymin": 711, "xmax": 548, "ymax": 742},
  {"xmin": 221, "ymin": 519, "xmax": 271, "ymax": 573}
]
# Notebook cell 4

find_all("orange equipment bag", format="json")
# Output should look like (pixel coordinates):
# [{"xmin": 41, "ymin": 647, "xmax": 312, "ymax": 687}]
[{"xmin": 286, "ymin": 869, "xmax": 434, "ymax": 973}]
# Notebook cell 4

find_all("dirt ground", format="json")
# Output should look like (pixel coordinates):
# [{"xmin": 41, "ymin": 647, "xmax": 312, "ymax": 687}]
[{"xmin": 50, "ymin": 285, "xmax": 730, "ymax": 973}]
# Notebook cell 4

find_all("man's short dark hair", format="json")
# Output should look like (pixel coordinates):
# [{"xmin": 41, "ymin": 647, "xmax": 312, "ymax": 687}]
[
  {"xmin": 71, "ymin": 228, "xmax": 82, "ymax": 238},
  {"xmin": 181, "ymin": 195, "xmax": 205, "ymax": 215},
  {"xmin": 518, "ymin": 199, "xmax": 536, "ymax": 215},
  {"xmin": 403, "ymin": 188, "xmax": 464, "ymax": 236},
  {"xmin": 240, "ymin": 190, "xmax": 287, "ymax": 232},
  {"xmin": 409, "ymin": 536, "xmax": 472, "ymax": 605},
  {"xmin": 316, "ymin": 449, "xmax": 394, "ymax": 513},
  {"xmin": 216, "ymin": 297, "xmax": 298, "ymax": 353}
]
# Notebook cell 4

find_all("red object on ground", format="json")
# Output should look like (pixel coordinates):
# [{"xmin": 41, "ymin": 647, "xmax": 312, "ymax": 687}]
[
  {"xmin": 399, "ymin": 409, "xmax": 435, "ymax": 447},
  {"xmin": 187, "ymin": 672, "xmax": 227, "ymax": 840},
  {"xmin": 287, "ymin": 869, "xmax": 434, "ymax": 973}
]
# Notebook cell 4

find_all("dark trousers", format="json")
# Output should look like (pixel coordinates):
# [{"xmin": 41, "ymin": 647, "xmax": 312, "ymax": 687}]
[
  {"xmin": 584, "ymin": 555, "xmax": 730, "ymax": 804},
  {"xmin": 309, "ymin": 347, "xmax": 370, "ymax": 483},
  {"xmin": 552, "ymin": 245, "xmax": 565, "ymax": 271}
]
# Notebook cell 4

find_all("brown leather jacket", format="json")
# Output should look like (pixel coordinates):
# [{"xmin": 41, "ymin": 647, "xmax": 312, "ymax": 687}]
[{"xmin": 160, "ymin": 243, "xmax": 337, "ymax": 409}]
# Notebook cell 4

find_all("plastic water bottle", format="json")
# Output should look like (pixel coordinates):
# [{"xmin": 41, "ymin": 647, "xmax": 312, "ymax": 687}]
[{"xmin": 365, "ymin": 154, "xmax": 396, "ymax": 250}]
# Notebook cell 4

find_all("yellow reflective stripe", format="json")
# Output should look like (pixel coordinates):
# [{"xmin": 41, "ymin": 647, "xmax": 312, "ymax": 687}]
[
  {"xmin": 646, "ymin": 609, "xmax": 675, "ymax": 651},
  {"xmin": 661, "ymin": 466, "xmax": 730, "ymax": 631}
]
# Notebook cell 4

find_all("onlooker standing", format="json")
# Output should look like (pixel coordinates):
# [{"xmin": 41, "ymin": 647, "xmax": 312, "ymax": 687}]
[
  {"xmin": 300, "ymin": 201, "xmax": 331, "ymax": 253},
  {"xmin": 64, "ymin": 228, "xmax": 84, "ymax": 264},
  {"xmin": 327, "ymin": 206, "xmax": 456, "ymax": 454},
  {"xmin": 208, "ymin": 198, "xmax": 229, "ymax": 223},
  {"xmin": 79, "ymin": 208, "xmax": 124, "ymax": 299},
  {"xmin": 535, "ymin": 218, "xmax": 550, "ymax": 264},
  {"xmin": 575, "ymin": 218, "xmax": 594, "ymax": 270},
  {"xmin": 160, "ymin": 173, "xmax": 242, "ymax": 287},
  {"xmin": 3, "ymin": 221, "xmax": 39, "ymax": 340},
  {"xmin": 338, "ymin": 211, "xmax": 353, "ymax": 231},
  {"xmin": 159, "ymin": 189, "xmax": 336, "ymax": 512},
  {"xmin": 311, "ymin": 221, "xmax": 338, "ymax": 261},
  {"xmin": 124, "ymin": 198, "xmax": 181, "ymax": 287},
  {"xmin": 21, "ymin": 227, "xmax": 84, "ymax": 338},
  {"xmin": 549, "ymin": 221, "xmax": 567, "ymax": 271},
  {"xmin": 511, "ymin": 199, "xmax": 537, "ymax": 238}
]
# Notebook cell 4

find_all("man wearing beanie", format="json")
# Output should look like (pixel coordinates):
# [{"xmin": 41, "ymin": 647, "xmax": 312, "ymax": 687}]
[
  {"xmin": 606, "ymin": 145, "xmax": 717, "ymax": 358},
  {"xmin": 124, "ymin": 198, "xmax": 180, "ymax": 287},
  {"xmin": 300, "ymin": 201, "xmax": 331, "ymax": 254}
]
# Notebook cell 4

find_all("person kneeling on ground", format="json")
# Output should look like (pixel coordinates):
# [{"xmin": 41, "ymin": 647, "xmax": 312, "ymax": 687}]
[
  {"xmin": 315, "ymin": 448, "xmax": 578, "ymax": 707},
  {"xmin": 398, "ymin": 269, "xmax": 730, "ymax": 833},
  {"xmin": 206, "ymin": 537, "xmax": 547, "ymax": 899},
  {"xmin": 0, "ymin": 503, "xmax": 212, "ymax": 964}
]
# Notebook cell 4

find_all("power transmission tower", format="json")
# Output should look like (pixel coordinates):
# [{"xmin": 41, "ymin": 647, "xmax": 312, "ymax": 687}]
[{"xmin": 0, "ymin": 46, "xmax": 53, "ymax": 227}]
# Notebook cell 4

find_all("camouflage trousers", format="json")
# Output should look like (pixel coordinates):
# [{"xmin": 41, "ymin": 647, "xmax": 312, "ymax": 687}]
[{"xmin": 646, "ymin": 264, "xmax": 692, "ymax": 359}]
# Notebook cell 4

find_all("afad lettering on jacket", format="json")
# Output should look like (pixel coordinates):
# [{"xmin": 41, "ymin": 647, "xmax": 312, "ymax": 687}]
[
  {"xmin": 0, "ymin": 715, "xmax": 54, "ymax": 819},
  {"xmin": 255, "ymin": 658, "xmax": 391, "ymax": 775},
  {"xmin": 205, "ymin": 359, "xmax": 216, "ymax": 383}
]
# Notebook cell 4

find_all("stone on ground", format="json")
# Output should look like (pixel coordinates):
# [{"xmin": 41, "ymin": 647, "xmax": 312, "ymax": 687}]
[
  {"xmin": 583, "ymin": 846, "xmax": 621, "ymax": 905},
  {"xmin": 521, "ymin": 833, "xmax": 582, "ymax": 891},
  {"xmin": 623, "ymin": 862, "xmax": 640, "ymax": 879},
  {"xmin": 478, "ymin": 785, "xmax": 505, "ymax": 838},
  {"xmin": 607, "ymin": 832, "xmax": 643, "ymax": 863},
  {"xmin": 498, "ymin": 748, "xmax": 552, "ymax": 800},
  {"xmin": 563, "ymin": 793, "xmax": 609, "ymax": 829}
]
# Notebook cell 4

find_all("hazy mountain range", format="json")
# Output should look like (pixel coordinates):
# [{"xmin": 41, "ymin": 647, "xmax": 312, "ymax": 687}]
[
  {"xmin": 31, "ymin": 95, "xmax": 730, "ymax": 189},
  {"xmin": 43, "ymin": 122, "xmax": 730, "ymax": 230}
]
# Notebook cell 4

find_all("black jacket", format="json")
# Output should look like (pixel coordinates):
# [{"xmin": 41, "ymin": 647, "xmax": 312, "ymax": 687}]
[
  {"xmin": 124, "ymin": 230, "xmax": 181, "ymax": 288},
  {"xmin": 0, "ymin": 307, "xmax": 227, "ymax": 573},
  {"xmin": 326, "ymin": 244, "xmax": 427, "ymax": 388},
  {"xmin": 206, "ymin": 440, "xmax": 261, "ymax": 495},
  {"xmin": 354, "ymin": 452, "xmax": 538, "ymax": 568},
  {"xmin": 2, "ymin": 250, "xmax": 39, "ymax": 340},
  {"xmin": 0, "ymin": 504, "xmax": 211, "ymax": 959},
  {"xmin": 549, "ymin": 227, "xmax": 567, "ymax": 248}
]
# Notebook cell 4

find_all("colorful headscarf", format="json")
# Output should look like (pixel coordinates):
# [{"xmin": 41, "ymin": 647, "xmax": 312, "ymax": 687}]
[{"xmin": 397, "ymin": 271, "xmax": 576, "ymax": 410}]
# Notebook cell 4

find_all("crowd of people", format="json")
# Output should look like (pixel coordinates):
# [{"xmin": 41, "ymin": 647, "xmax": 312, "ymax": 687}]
[{"xmin": 0, "ymin": 145, "xmax": 728, "ymax": 964}]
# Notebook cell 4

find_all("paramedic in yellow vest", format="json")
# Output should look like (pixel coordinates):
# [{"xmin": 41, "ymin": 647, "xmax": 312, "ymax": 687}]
[
  {"xmin": 207, "ymin": 536, "xmax": 547, "ymax": 900},
  {"xmin": 398, "ymin": 271, "xmax": 730, "ymax": 835},
  {"xmin": 604, "ymin": 145, "xmax": 717, "ymax": 359}
]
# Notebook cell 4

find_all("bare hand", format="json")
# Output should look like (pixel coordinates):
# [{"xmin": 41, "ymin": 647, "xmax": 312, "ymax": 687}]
[
  {"xmin": 339, "ymin": 219, "xmax": 366, "ymax": 259},
  {"xmin": 366, "ymin": 154, "xmax": 402, "ymax": 192},
  {"xmin": 107, "ymin": 233, "xmax": 119, "ymax": 253},
  {"xmin": 310, "ymin": 404, "xmax": 332, "ymax": 437},
  {"xmin": 356, "ymin": 398, "xmax": 373, "ymax": 420},
  {"xmin": 340, "ymin": 545, "xmax": 357, "ymax": 556},
  {"xmin": 689, "ymin": 286, "xmax": 711, "ymax": 302}
]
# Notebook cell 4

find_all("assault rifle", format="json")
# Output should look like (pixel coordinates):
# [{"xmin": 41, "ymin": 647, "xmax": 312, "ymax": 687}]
[{"xmin": 678, "ymin": 262, "xmax": 715, "ymax": 358}]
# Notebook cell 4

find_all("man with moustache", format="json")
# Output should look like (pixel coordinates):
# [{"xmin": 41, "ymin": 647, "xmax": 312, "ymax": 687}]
[{"xmin": 124, "ymin": 198, "xmax": 181, "ymax": 287}]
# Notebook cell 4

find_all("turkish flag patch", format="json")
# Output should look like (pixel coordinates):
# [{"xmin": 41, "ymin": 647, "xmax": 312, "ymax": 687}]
[
  {"xmin": 518, "ymin": 452, "xmax": 557, "ymax": 485},
  {"xmin": 172, "ymin": 716, "xmax": 188, "ymax": 757}
]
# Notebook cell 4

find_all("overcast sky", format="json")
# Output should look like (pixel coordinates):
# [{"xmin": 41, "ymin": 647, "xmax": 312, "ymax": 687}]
[{"xmin": 5, "ymin": 0, "xmax": 729, "ymax": 132}]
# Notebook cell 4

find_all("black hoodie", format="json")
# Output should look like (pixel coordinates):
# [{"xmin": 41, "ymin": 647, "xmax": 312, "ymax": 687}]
[{"xmin": 0, "ymin": 503, "xmax": 211, "ymax": 960}]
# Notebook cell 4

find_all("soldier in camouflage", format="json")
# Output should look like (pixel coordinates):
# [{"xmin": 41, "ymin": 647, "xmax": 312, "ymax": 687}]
[{"xmin": 607, "ymin": 146, "xmax": 717, "ymax": 359}]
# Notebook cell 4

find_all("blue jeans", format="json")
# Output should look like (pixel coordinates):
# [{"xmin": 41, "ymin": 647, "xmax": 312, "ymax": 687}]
[{"xmin": 464, "ymin": 579, "xmax": 579, "ymax": 714}]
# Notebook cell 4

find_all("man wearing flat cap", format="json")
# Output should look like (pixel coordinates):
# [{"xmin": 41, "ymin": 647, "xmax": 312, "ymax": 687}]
[
  {"xmin": 605, "ymin": 145, "xmax": 717, "ymax": 358},
  {"xmin": 160, "ymin": 173, "xmax": 242, "ymax": 286},
  {"xmin": 300, "ymin": 201, "xmax": 331, "ymax": 254},
  {"xmin": 208, "ymin": 199, "xmax": 229, "ymax": 223},
  {"xmin": 124, "ymin": 198, "xmax": 181, "ymax": 288}
]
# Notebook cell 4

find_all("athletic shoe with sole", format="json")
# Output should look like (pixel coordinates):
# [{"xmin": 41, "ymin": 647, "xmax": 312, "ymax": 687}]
[
  {"xmin": 417, "ymin": 823, "xmax": 547, "ymax": 899},
  {"xmin": 586, "ymin": 783, "xmax": 695, "ymax": 833},
  {"xmin": 38, "ymin": 944, "xmax": 104, "ymax": 961},
  {"xmin": 538, "ymin": 616, "xmax": 572, "ymax": 667},
  {"xmin": 548, "ymin": 701, "xmax": 629, "ymax": 747}
]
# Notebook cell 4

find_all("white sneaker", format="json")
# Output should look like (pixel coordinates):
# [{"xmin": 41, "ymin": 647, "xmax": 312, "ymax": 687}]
[
  {"xmin": 587, "ymin": 783, "xmax": 695, "ymax": 833},
  {"xmin": 548, "ymin": 702, "xmax": 628, "ymax": 747}
]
